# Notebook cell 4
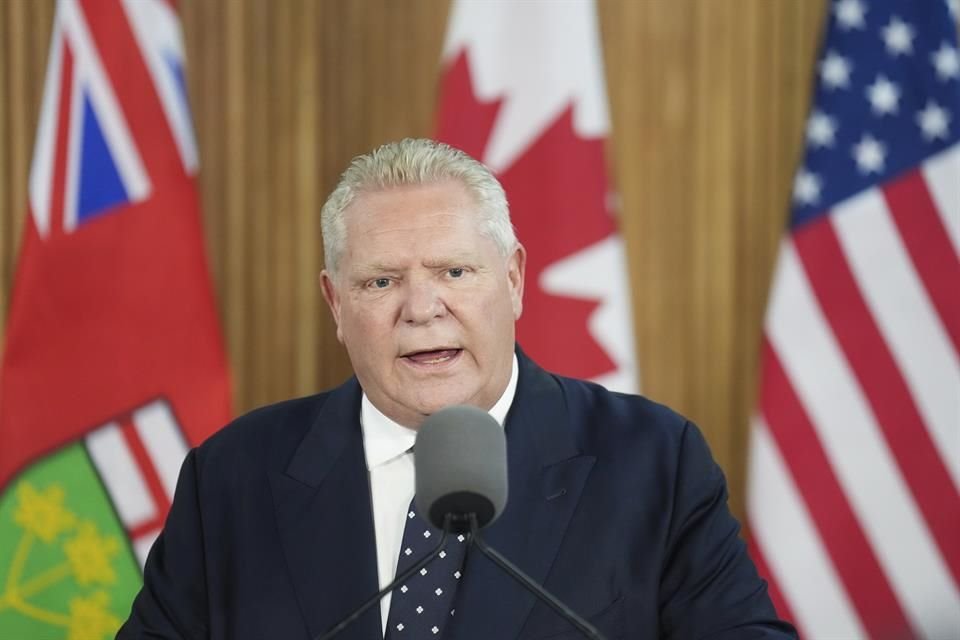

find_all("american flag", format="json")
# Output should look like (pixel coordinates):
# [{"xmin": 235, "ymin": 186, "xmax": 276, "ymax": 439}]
[{"xmin": 746, "ymin": 0, "xmax": 960, "ymax": 638}]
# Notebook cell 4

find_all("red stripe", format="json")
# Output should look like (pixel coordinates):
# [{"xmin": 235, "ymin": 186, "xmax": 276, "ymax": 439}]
[
  {"xmin": 119, "ymin": 416, "xmax": 170, "ymax": 540},
  {"xmin": 48, "ymin": 43, "xmax": 74, "ymax": 239},
  {"xmin": 132, "ymin": 525, "xmax": 162, "ymax": 550},
  {"xmin": 884, "ymin": 169, "xmax": 960, "ymax": 355},
  {"xmin": 759, "ymin": 339, "xmax": 913, "ymax": 638},
  {"xmin": 76, "ymin": 0, "xmax": 184, "ymax": 186},
  {"xmin": 744, "ymin": 526, "xmax": 800, "ymax": 633},
  {"xmin": 794, "ymin": 216, "xmax": 960, "ymax": 587}
]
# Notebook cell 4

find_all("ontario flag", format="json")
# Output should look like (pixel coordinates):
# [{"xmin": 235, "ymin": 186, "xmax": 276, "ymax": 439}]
[
  {"xmin": 746, "ymin": 0, "xmax": 960, "ymax": 638},
  {"xmin": 0, "ymin": 1, "xmax": 231, "ymax": 638},
  {"xmin": 436, "ymin": 0, "xmax": 638, "ymax": 392}
]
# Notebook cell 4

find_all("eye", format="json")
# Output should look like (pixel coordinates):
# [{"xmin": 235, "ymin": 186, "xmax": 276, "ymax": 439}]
[
  {"xmin": 370, "ymin": 278, "xmax": 391, "ymax": 289},
  {"xmin": 447, "ymin": 267, "xmax": 465, "ymax": 278}
]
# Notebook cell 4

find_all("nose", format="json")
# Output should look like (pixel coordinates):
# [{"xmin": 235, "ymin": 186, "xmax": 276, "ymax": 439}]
[{"xmin": 400, "ymin": 277, "xmax": 447, "ymax": 325}]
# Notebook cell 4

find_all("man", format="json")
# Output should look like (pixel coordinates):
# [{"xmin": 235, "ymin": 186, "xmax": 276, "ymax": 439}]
[{"xmin": 120, "ymin": 139, "xmax": 796, "ymax": 639}]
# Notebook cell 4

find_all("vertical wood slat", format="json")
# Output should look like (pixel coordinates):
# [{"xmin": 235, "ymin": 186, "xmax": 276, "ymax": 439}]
[
  {"xmin": 0, "ymin": 0, "xmax": 830, "ymax": 522},
  {"xmin": 293, "ymin": 0, "xmax": 321, "ymax": 398}
]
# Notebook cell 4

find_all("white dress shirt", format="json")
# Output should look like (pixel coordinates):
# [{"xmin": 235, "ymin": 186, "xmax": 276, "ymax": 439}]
[{"xmin": 361, "ymin": 354, "xmax": 519, "ymax": 636}]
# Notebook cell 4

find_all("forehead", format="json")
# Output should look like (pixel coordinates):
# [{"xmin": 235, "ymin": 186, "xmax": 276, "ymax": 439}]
[
  {"xmin": 347, "ymin": 181, "xmax": 477, "ymax": 223},
  {"xmin": 343, "ymin": 181, "xmax": 490, "ymax": 250}
]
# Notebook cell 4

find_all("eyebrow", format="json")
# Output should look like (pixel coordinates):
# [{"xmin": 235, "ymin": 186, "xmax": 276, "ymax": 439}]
[
  {"xmin": 421, "ymin": 256, "xmax": 477, "ymax": 269},
  {"xmin": 354, "ymin": 262, "xmax": 401, "ymax": 275},
  {"xmin": 352, "ymin": 253, "xmax": 479, "ymax": 275}
]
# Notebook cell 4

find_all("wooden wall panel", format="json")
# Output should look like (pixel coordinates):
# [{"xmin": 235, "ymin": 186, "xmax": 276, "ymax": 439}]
[{"xmin": 0, "ymin": 0, "xmax": 829, "ymax": 521}]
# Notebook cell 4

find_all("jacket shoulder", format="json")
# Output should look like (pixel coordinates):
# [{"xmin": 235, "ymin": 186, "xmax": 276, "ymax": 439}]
[
  {"xmin": 193, "ymin": 391, "xmax": 334, "ymax": 472},
  {"xmin": 554, "ymin": 373, "xmax": 692, "ymax": 444}
]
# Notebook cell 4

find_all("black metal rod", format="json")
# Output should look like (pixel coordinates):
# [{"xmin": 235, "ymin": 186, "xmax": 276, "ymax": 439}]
[
  {"xmin": 467, "ymin": 514, "xmax": 607, "ymax": 640},
  {"xmin": 314, "ymin": 516, "xmax": 452, "ymax": 640}
]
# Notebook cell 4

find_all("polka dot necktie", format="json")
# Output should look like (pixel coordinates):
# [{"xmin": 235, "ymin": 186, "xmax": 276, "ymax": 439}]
[{"xmin": 384, "ymin": 499, "xmax": 468, "ymax": 638}]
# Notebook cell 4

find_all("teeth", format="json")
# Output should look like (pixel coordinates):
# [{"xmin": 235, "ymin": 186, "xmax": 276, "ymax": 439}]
[{"xmin": 421, "ymin": 355, "xmax": 451, "ymax": 365}]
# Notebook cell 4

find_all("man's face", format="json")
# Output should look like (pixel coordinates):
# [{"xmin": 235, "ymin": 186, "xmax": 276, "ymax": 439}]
[{"xmin": 320, "ymin": 180, "xmax": 525, "ymax": 429}]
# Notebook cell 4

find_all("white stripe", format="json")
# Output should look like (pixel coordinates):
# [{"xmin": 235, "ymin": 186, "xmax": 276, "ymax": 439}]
[
  {"xmin": 85, "ymin": 422, "xmax": 156, "ymax": 528},
  {"xmin": 28, "ymin": 15, "xmax": 65, "ymax": 237},
  {"xmin": 922, "ymin": 144, "xmax": 960, "ymax": 257},
  {"xmin": 62, "ymin": 0, "xmax": 151, "ymax": 202},
  {"xmin": 133, "ymin": 528, "xmax": 160, "ymax": 570},
  {"xmin": 766, "ymin": 240, "xmax": 960, "ymax": 637},
  {"xmin": 832, "ymin": 190, "xmax": 960, "ymax": 492},
  {"xmin": 540, "ymin": 234, "xmax": 638, "ymax": 392},
  {"xmin": 747, "ymin": 418, "xmax": 865, "ymax": 639},
  {"xmin": 122, "ymin": 0, "xmax": 199, "ymax": 173},
  {"xmin": 62, "ymin": 53, "xmax": 83, "ymax": 232},
  {"xmin": 133, "ymin": 400, "xmax": 188, "ymax": 501},
  {"xmin": 442, "ymin": 0, "xmax": 609, "ymax": 172}
]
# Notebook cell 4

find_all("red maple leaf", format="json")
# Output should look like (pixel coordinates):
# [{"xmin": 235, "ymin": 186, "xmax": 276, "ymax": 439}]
[{"xmin": 437, "ymin": 50, "xmax": 617, "ymax": 380}]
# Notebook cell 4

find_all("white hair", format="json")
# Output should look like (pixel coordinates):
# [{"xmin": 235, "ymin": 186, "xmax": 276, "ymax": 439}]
[{"xmin": 321, "ymin": 138, "xmax": 517, "ymax": 275}]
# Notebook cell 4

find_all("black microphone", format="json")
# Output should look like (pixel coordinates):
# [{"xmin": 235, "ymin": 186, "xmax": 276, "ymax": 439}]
[
  {"xmin": 416, "ymin": 405, "xmax": 607, "ymax": 640},
  {"xmin": 414, "ymin": 404, "xmax": 508, "ymax": 532}
]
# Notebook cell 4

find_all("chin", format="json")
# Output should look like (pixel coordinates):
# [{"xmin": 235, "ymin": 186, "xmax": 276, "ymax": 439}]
[{"xmin": 412, "ymin": 389, "xmax": 476, "ymax": 416}]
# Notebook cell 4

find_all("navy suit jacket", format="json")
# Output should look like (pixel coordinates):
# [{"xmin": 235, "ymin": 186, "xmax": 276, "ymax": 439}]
[{"xmin": 119, "ymin": 352, "xmax": 796, "ymax": 639}]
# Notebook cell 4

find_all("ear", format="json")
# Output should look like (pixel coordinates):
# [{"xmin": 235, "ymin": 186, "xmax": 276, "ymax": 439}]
[
  {"xmin": 320, "ymin": 270, "xmax": 345, "ymax": 343},
  {"xmin": 506, "ymin": 243, "xmax": 526, "ymax": 320}
]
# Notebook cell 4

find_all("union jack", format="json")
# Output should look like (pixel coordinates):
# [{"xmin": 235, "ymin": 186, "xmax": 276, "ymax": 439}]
[{"xmin": 30, "ymin": 0, "xmax": 197, "ymax": 238}]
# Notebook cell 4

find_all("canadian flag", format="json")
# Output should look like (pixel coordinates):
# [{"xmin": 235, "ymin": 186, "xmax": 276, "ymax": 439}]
[{"xmin": 437, "ymin": 0, "xmax": 638, "ymax": 392}]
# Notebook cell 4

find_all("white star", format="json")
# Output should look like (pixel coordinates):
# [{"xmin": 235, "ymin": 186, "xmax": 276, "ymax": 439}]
[
  {"xmin": 457, "ymin": 534, "xmax": 465, "ymax": 542},
  {"xmin": 408, "ymin": 511, "xmax": 415, "ymax": 519},
  {"xmin": 397, "ymin": 623, "xmax": 405, "ymax": 631},
  {"xmin": 853, "ymin": 134, "xmax": 887, "ymax": 174},
  {"xmin": 882, "ymin": 17, "xmax": 914, "ymax": 56},
  {"xmin": 438, "ymin": 550, "xmax": 446, "ymax": 558},
  {"xmin": 932, "ymin": 43, "xmax": 960, "ymax": 81},
  {"xmin": 423, "ymin": 530, "xmax": 431, "ymax": 538},
  {"xmin": 416, "ymin": 606, "xmax": 424, "ymax": 614},
  {"xmin": 793, "ymin": 170, "xmax": 823, "ymax": 206},
  {"xmin": 431, "ymin": 626, "xmax": 440, "ymax": 634},
  {"xmin": 404, "ymin": 547, "xmax": 412, "ymax": 556},
  {"xmin": 834, "ymin": 0, "xmax": 867, "ymax": 30},
  {"xmin": 435, "ymin": 588, "xmax": 443, "ymax": 596},
  {"xmin": 917, "ymin": 101, "xmax": 951, "ymax": 140},
  {"xmin": 453, "ymin": 570, "xmax": 461, "ymax": 579},
  {"xmin": 420, "ymin": 567, "xmax": 428, "ymax": 576},
  {"xmin": 400, "ymin": 585, "xmax": 408, "ymax": 593},
  {"xmin": 821, "ymin": 51, "xmax": 853, "ymax": 89},
  {"xmin": 806, "ymin": 111, "xmax": 838, "ymax": 147},
  {"xmin": 867, "ymin": 75, "xmax": 901, "ymax": 115}
]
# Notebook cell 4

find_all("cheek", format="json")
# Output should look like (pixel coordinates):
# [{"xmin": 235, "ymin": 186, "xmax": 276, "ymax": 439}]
[{"xmin": 343, "ymin": 307, "xmax": 400, "ymax": 359}]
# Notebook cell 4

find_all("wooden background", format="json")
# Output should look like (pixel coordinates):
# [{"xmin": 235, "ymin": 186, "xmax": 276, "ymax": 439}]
[{"xmin": 0, "ymin": 0, "xmax": 828, "ymax": 520}]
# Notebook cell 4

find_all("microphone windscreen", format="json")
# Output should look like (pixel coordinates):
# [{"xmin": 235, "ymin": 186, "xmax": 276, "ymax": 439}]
[{"xmin": 414, "ymin": 405, "xmax": 507, "ymax": 532}]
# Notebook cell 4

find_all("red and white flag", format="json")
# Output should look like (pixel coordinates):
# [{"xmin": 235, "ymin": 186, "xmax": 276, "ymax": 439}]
[
  {"xmin": 747, "ymin": 1, "xmax": 960, "ymax": 638},
  {"xmin": 436, "ymin": 0, "xmax": 638, "ymax": 392},
  {"xmin": 0, "ymin": 1, "xmax": 230, "ymax": 636}
]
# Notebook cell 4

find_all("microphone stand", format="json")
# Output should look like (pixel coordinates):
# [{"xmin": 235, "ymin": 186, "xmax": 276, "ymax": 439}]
[
  {"xmin": 314, "ymin": 515, "xmax": 453, "ymax": 640},
  {"xmin": 464, "ymin": 514, "xmax": 608, "ymax": 640}
]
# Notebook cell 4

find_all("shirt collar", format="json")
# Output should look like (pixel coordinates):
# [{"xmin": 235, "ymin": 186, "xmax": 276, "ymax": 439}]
[{"xmin": 361, "ymin": 353, "xmax": 520, "ymax": 470}]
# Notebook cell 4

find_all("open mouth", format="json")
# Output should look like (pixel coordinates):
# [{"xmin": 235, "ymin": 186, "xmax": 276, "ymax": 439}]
[{"xmin": 401, "ymin": 348, "xmax": 462, "ymax": 366}]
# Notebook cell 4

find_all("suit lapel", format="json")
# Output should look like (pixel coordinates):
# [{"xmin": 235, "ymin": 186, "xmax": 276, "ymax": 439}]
[
  {"xmin": 269, "ymin": 378, "xmax": 383, "ymax": 640},
  {"xmin": 449, "ymin": 352, "xmax": 596, "ymax": 640}
]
